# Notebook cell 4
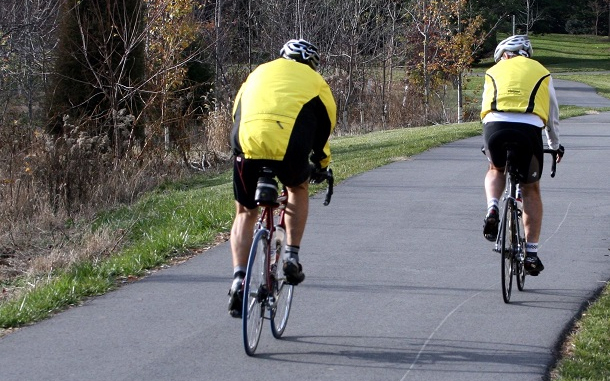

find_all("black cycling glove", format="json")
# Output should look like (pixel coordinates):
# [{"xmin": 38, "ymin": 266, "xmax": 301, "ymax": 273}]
[
  {"xmin": 309, "ymin": 164, "xmax": 328, "ymax": 184},
  {"xmin": 557, "ymin": 144, "xmax": 565, "ymax": 159}
]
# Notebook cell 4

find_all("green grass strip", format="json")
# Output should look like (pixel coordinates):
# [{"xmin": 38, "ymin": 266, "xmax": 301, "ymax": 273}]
[{"xmin": 553, "ymin": 286, "xmax": 610, "ymax": 380}]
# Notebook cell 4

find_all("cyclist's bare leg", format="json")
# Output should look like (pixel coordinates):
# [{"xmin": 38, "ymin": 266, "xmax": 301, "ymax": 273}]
[
  {"xmin": 282, "ymin": 180, "xmax": 309, "ymax": 285},
  {"xmin": 520, "ymin": 181, "xmax": 544, "ymax": 274},
  {"xmin": 483, "ymin": 164, "xmax": 505, "ymax": 241},
  {"xmin": 284, "ymin": 180, "xmax": 309, "ymax": 247},
  {"xmin": 484, "ymin": 164, "xmax": 505, "ymax": 203},
  {"xmin": 228, "ymin": 202, "xmax": 258, "ymax": 317},
  {"xmin": 520, "ymin": 181, "xmax": 542, "ymax": 244},
  {"xmin": 230, "ymin": 202, "xmax": 259, "ymax": 269}
]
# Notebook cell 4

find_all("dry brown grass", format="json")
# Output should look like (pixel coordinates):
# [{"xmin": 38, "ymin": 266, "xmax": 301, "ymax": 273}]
[{"xmin": 0, "ymin": 107, "xmax": 235, "ymax": 301}]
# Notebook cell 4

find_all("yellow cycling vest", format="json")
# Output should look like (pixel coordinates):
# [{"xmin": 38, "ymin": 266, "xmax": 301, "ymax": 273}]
[
  {"xmin": 232, "ymin": 58, "xmax": 336, "ymax": 168},
  {"xmin": 481, "ymin": 56, "xmax": 551, "ymax": 124}
]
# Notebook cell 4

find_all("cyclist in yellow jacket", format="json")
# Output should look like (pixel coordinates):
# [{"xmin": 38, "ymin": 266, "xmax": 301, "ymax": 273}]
[
  {"xmin": 228, "ymin": 39, "xmax": 337, "ymax": 317},
  {"xmin": 481, "ymin": 35, "xmax": 564, "ymax": 276}
]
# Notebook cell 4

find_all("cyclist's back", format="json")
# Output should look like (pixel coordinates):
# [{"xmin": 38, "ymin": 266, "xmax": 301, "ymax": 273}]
[{"xmin": 232, "ymin": 57, "xmax": 335, "ymax": 165}]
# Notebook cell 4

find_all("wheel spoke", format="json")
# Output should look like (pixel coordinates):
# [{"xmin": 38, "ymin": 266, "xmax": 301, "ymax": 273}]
[{"xmin": 270, "ymin": 229, "xmax": 293, "ymax": 338}]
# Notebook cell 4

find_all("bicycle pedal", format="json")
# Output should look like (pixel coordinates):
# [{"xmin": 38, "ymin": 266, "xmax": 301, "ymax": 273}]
[{"xmin": 267, "ymin": 296, "xmax": 276, "ymax": 308}]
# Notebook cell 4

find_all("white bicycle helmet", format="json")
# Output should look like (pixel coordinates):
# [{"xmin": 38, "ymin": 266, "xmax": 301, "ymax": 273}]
[
  {"xmin": 280, "ymin": 39, "xmax": 320, "ymax": 70},
  {"xmin": 493, "ymin": 35, "xmax": 533, "ymax": 62}
]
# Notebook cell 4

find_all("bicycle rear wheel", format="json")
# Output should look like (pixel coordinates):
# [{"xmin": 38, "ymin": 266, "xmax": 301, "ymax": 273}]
[
  {"xmin": 500, "ymin": 199, "xmax": 514, "ymax": 303},
  {"xmin": 270, "ymin": 234, "xmax": 293, "ymax": 338},
  {"xmin": 242, "ymin": 228, "xmax": 268, "ymax": 356}
]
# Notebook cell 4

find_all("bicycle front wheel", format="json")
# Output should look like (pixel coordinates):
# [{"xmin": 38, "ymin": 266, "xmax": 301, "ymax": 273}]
[
  {"xmin": 242, "ymin": 228, "xmax": 268, "ymax": 356},
  {"xmin": 515, "ymin": 255, "xmax": 525, "ymax": 291},
  {"xmin": 270, "ymin": 236, "xmax": 293, "ymax": 338},
  {"xmin": 500, "ymin": 199, "xmax": 514, "ymax": 303},
  {"xmin": 516, "ymin": 211, "xmax": 526, "ymax": 291}
]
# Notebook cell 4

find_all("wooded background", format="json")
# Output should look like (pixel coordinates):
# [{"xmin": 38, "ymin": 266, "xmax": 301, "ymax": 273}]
[{"xmin": 0, "ymin": 0, "xmax": 608, "ymax": 220}]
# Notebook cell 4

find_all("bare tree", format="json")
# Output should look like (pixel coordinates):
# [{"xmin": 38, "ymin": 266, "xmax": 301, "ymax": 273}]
[
  {"xmin": 405, "ymin": 0, "xmax": 434, "ymax": 121},
  {"xmin": 604, "ymin": 0, "xmax": 610, "ymax": 37},
  {"xmin": 404, "ymin": 0, "xmax": 485, "ymax": 125},
  {"xmin": 0, "ymin": 0, "xmax": 59, "ymax": 128},
  {"xmin": 47, "ymin": 0, "xmax": 147, "ymax": 148},
  {"xmin": 520, "ymin": 0, "xmax": 546, "ymax": 33},
  {"xmin": 588, "ymin": 0, "xmax": 606, "ymax": 35}
]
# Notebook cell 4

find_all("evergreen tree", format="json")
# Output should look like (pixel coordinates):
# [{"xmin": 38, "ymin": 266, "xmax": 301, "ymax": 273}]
[{"xmin": 46, "ymin": 0, "xmax": 145, "ymax": 148}]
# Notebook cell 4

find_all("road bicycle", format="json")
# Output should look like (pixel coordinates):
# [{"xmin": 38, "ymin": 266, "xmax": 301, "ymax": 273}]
[
  {"xmin": 242, "ymin": 166, "xmax": 334, "ymax": 356},
  {"xmin": 494, "ymin": 147, "xmax": 558, "ymax": 303}
]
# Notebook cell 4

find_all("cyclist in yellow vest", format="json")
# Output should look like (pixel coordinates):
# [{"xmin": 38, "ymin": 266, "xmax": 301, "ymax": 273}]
[
  {"xmin": 481, "ymin": 35, "xmax": 564, "ymax": 276},
  {"xmin": 227, "ymin": 39, "xmax": 337, "ymax": 317}
]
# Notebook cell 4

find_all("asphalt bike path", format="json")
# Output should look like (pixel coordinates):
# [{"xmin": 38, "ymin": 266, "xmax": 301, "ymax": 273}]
[{"xmin": 1, "ymin": 81, "xmax": 609, "ymax": 381}]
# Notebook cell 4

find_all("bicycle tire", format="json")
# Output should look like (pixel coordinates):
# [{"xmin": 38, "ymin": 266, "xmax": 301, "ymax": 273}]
[
  {"xmin": 242, "ymin": 228, "xmax": 268, "ymax": 356},
  {"xmin": 500, "ymin": 198, "xmax": 514, "ymax": 303},
  {"xmin": 515, "ymin": 210, "xmax": 526, "ymax": 291},
  {"xmin": 270, "ymin": 233, "xmax": 293, "ymax": 338}
]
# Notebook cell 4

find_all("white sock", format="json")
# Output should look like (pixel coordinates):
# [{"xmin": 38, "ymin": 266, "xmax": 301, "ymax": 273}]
[
  {"xmin": 233, "ymin": 266, "xmax": 246, "ymax": 278},
  {"xmin": 487, "ymin": 198, "xmax": 499, "ymax": 210},
  {"xmin": 525, "ymin": 242, "xmax": 538, "ymax": 255},
  {"xmin": 284, "ymin": 245, "xmax": 300, "ymax": 263}
]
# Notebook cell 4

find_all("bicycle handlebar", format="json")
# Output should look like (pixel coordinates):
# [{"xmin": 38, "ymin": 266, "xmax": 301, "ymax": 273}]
[
  {"xmin": 481, "ymin": 146, "xmax": 561, "ymax": 178},
  {"xmin": 309, "ymin": 165, "xmax": 334, "ymax": 206},
  {"xmin": 543, "ymin": 149, "xmax": 559, "ymax": 178},
  {"xmin": 323, "ymin": 168, "xmax": 334, "ymax": 206}
]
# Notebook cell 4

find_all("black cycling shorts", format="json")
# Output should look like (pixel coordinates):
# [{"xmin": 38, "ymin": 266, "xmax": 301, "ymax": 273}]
[
  {"xmin": 483, "ymin": 121, "xmax": 543, "ymax": 184},
  {"xmin": 233, "ymin": 155, "xmax": 310, "ymax": 209}
]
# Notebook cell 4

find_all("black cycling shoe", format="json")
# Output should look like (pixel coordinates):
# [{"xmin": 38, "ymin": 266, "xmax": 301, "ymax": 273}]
[
  {"xmin": 283, "ymin": 260, "xmax": 305, "ymax": 285},
  {"xmin": 524, "ymin": 254, "xmax": 544, "ymax": 276},
  {"xmin": 228, "ymin": 277, "xmax": 244, "ymax": 318},
  {"xmin": 483, "ymin": 205, "xmax": 499, "ymax": 242}
]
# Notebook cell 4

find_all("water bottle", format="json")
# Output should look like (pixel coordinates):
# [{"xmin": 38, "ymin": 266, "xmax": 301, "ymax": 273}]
[
  {"xmin": 516, "ymin": 185, "xmax": 523, "ymax": 209},
  {"xmin": 273, "ymin": 226, "xmax": 286, "ymax": 258}
]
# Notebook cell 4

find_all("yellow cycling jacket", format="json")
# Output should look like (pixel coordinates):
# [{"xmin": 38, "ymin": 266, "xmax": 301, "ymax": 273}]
[
  {"xmin": 231, "ymin": 58, "xmax": 337, "ymax": 168},
  {"xmin": 481, "ymin": 56, "xmax": 551, "ymax": 124}
]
